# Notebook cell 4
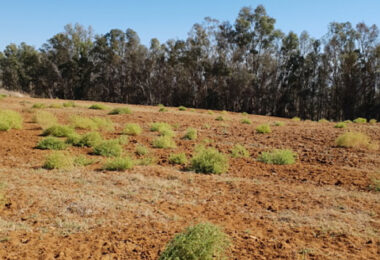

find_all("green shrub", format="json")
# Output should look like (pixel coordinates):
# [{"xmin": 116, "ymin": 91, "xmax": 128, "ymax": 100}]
[
  {"xmin": 152, "ymin": 136, "xmax": 176, "ymax": 149},
  {"xmin": 0, "ymin": 109, "xmax": 23, "ymax": 131},
  {"xmin": 103, "ymin": 157, "xmax": 134, "ymax": 171},
  {"xmin": 74, "ymin": 155, "xmax": 96, "ymax": 166},
  {"xmin": 63, "ymin": 101, "xmax": 76, "ymax": 108},
  {"xmin": 215, "ymin": 116, "xmax": 224, "ymax": 121},
  {"xmin": 191, "ymin": 147, "xmax": 228, "ymax": 174},
  {"xmin": 93, "ymin": 140, "xmax": 123, "ymax": 157},
  {"xmin": 169, "ymin": 153, "xmax": 188, "ymax": 165},
  {"xmin": 207, "ymin": 110, "xmax": 214, "ymax": 115},
  {"xmin": 36, "ymin": 137, "xmax": 68, "ymax": 150},
  {"xmin": 123, "ymin": 123, "xmax": 142, "ymax": 136},
  {"xmin": 242, "ymin": 112, "xmax": 248, "ymax": 116},
  {"xmin": 221, "ymin": 110, "xmax": 228, "ymax": 115},
  {"xmin": 318, "ymin": 118, "xmax": 329, "ymax": 123},
  {"xmin": 369, "ymin": 119, "xmax": 377, "ymax": 124},
  {"xmin": 159, "ymin": 222, "xmax": 230, "ymax": 260},
  {"xmin": 32, "ymin": 103, "xmax": 46, "ymax": 109},
  {"xmin": 32, "ymin": 111, "xmax": 58, "ymax": 129},
  {"xmin": 91, "ymin": 117, "xmax": 115, "ymax": 131},
  {"xmin": 231, "ymin": 144, "xmax": 249, "ymax": 158},
  {"xmin": 109, "ymin": 107, "xmax": 132, "ymax": 115},
  {"xmin": 116, "ymin": 135, "xmax": 129, "ymax": 145},
  {"xmin": 334, "ymin": 122, "xmax": 346, "ymax": 128},
  {"xmin": 178, "ymin": 106, "xmax": 187, "ymax": 111},
  {"xmin": 335, "ymin": 132, "xmax": 377, "ymax": 149},
  {"xmin": 135, "ymin": 144, "xmax": 149, "ymax": 156},
  {"xmin": 43, "ymin": 152, "xmax": 73, "ymax": 169},
  {"xmin": 353, "ymin": 117, "xmax": 367, "ymax": 123},
  {"xmin": 77, "ymin": 132, "xmax": 102, "ymax": 147},
  {"xmin": 159, "ymin": 107, "xmax": 168, "ymax": 112},
  {"xmin": 292, "ymin": 117, "xmax": 301, "ymax": 122},
  {"xmin": 240, "ymin": 118, "xmax": 251, "ymax": 124},
  {"xmin": 89, "ymin": 104, "xmax": 109, "ymax": 110},
  {"xmin": 136, "ymin": 156, "xmax": 156, "ymax": 166},
  {"xmin": 183, "ymin": 128, "xmax": 197, "ymax": 140},
  {"xmin": 49, "ymin": 103, "xmax": 63, "ymax": 109},
  {"xmin": 274, "ymin": 121, "xmax": 285, "ymax": 126},
  {"xmin": 257, "ymin": 149, "xmax": 296, "ymax": 165},
  {"xmin": 65, "ymin": 133, "xmax": 82, "ymax": 145},
  {"xmin": 256, "ymin": 124, "xmax": 271, "ymax": 134},
  {"xmin": 42, "ymin": 125, "xmax": 74, "ymax": 137},
  {"xmin": 343, "ymin": 120, "xmax": 352, "ymax": 124},
  {"xmin": 70, "ymin": 116, "xmax": 114, "ymax": 131},
  {"xmin": 151, "ymin": 122, "xmax": 172, "ymax": 132}
]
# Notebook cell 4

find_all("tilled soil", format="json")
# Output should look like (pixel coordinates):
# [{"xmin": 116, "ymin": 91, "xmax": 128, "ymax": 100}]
[{"xmin": 0, "ymin": 97, "xmax": 379, "ymax": 259}]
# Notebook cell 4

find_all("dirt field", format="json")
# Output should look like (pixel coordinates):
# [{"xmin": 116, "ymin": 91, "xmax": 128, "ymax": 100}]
[{"xmin": 0, "ymin": 96, "xmax": 379, "ymax": 259}]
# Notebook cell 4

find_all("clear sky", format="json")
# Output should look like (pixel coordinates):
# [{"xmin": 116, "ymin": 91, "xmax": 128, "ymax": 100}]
[{"xmin": 1, "ymin": 0, "xmax": 379, "ymax": 50}]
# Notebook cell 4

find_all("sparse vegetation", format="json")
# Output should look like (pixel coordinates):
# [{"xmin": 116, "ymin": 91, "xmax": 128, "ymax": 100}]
[
  {"xmin": 0, "ymin": 109, "xmax": 23, "ymax": 131},
  {"xmin": 353, "ymin": 117, "xmax": 367, "ymax": 123},
  {"xmin": 77, "ymin": 132, "xmax": 102, "ymax": 147},
  {"xmin": 335, "ymin": 132, "xmax": 377, "ymax": 149},
  {"xmin": 109, "ymin": 107, "xmax": 132, "ymax": 115},
  {"xmin": 240, "ymin": 118, "xmax": 251, "ymax": 124},
  {"xmin": 74, "ymin": 155, "xmax": 96, "ymax": 166},
  {"xmin": 318, "ymin": 118, "xmax": 328, "ymax": 123},
  {"xmin": 258, "ymin": 149, "xmax": 297, "ymax": 165},
  {"xmin": 169, "ymin": 153, "xmax": 188, "ymax": 165},
  {"xmin": 36, "ymin": 137, "xmax": 68, "ymax": 150},
  {"xmin": 231, "ymin": 144, "xmax": 249, "ymax": 158},
  {"xmin": 49, "ymin": 103, "xmax": 63, "ymax": 109},
  {"xmin": 292, "ymin": 117, "xmax": 301, "ymax": 122},
  {"xmin": 274, "ymin": 121, "xmax": 285, "ymax": 126},
  {"xmin": 183, "ymin": 128, "xmax": 197, "ymax": 140},
  {"xmin": 151, "ymin": 122, "xmax": 175, "ymax": 136},
  {"xmin": 191, "ymin": 147, "xmax": 228, "ymax": 174},
  {"xmin": 159, "ymin": 107, "xmax": 168, "ymax": 112},
  {"xmin": 123, "ymin": 123, "xmax": 142, "ymax": 136},
  {"xmin": 135, "ymin": 144, "xmax": 149, "ymax": 156},
  {"xmin": 63, "ymin": 101, "xmax": 76, "ymax": 108},
  {"xmin": 152, "ymin": 136, "xmax": 176, "ymax": 149},
  {"xmin": 43, "ymin": 152, "xmax": 73, "ymax": 169},
  {"xmin": 256, "ymin": 124, "xmax": 271, "ymax": 134},
  {"xmin": 93, "ymin": 140, "xmax": 123, "ymax": 157},
  {"xmin": 42, "ymin": 125, "xmax": 74, "ymax": 137},
  {"xmin": 32, "ymin": 111, "xmax": 58, "ymax": 129},
  {"xmin": 32, "ymin": 103, "xmax": 46, "ymax": 109},
  {"xmin": 215, "ymin": 116, "xmax": 224, "ymax": 121},
  {"xmin": 369, "ymin": 179, "xmax": 380, "ymax": 192},
  {"xmin": 178, "ymin": 106, "xmax": 187, "ymax": 111},
  {"xmin": 70, "ymin": 116, "xmax": 114, "ymax": 131},
  {"xmin": 103, "ymin": 157, "xmax": 134, "ymax": 171},
  {"xmin": 89, "ymin": 103, "xmax": 109, "ymax": 110},
  {"xmin": 136, "ymin": 156, "xmax": 156, "ymax": 166},
  {"xmin": 369, "ymin": 119, "xmax": 377, "ymax": 124},
  {"xmin": 334, "ymin": 122, "xmax": 346, "ymax": 128},
  {"xmin": 159, "ymin": 222, "xmax": 230, "ymax": 260}
]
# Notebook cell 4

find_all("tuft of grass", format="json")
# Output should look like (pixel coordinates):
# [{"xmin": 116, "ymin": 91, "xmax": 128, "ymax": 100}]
[
  {"xmin": 242, "ymin": 112, "xmax": 248, "ymax": 116},
  {"xmin": 334, "ymin": 122, "xmax": 346, "ymax": 128},
  {"xmin": 32, "ymin": 103, "xmax": 46, "ymax": 109},
  {"xmin": 109, "ymin": 107, "xmax": 132, "ymax": 115},
  {"xmin": 256, "ymin": 124, "xmax": 271, "ymax": 134},
  {"xmin": 77, "ymin": 132, "xmax": 102, "ymax": 147},
  {"xmin": 257, "ymin": 149, "xmax": 297, "ymax": 165},
  {"xmin": 215, "ymin": 116, "xmax": 224, "ymax": 121},
  {"xmin": 335, "ymin": 132, "xmax": 377, "ymax": 149},
  {"xmin": 369, "ymin": 179, "xmax": 380, "ymax": 192},
  {"xmin": 207, "ymin": 110, "xmax": 214, "ymax": 115},
  {"xmin": 136, "ymin": 156, "xmax": 156, "ymax": 166},
  {"xmin": 103, "ymin": 157, "xmax": 134, "ymax": 171},
  {"xmin": 49, "ymin": 103, "xmax": 63, "ymax": 109},
  {"xmin": 353, "ymin": 117, "xmax": 367, "ymax": 124},
  {"xmin": 70, "ymin": 116, "xmax": 114, "ymax": 131},
  {"xmin": 273, "ymin": 121, "xmax": 285, "ymax": 126},
  {"xmin": 91, "ymin": 117, "xmax": 114, "ymax": 131},
  {"xmin": 43, "ymin": 152, "xmax": 73, "ymax": 169},
  {"xmin": 93, "ymin": 140, "xmax": 123, "ymax": 157},
  {"xmin": 0, "ymin": 109, "xmax": 23, "ymax": 131},
  {"xmin": 159, "ymin": 107, "xmax": 168, "ymax": 112},
  {"xmin": 292, "ymin": 117, "xmax": 301, "ymax": 122},
  {"xmin": 36, "ymin": 137, "xmax": 68, "ymax": 150},
  {"xmin": 183, "ymin": 128, "xmax": 197, "ymax": 140},
  {"xmin": 152, "ymin": 136, "xmax": 176, "ymax": 149},
  {"xmin": 135, "ymin": 144, "xmax": 149, "ymax": 156},
  {"xmin": 178, "ymin": 106, "xmax": 187, "ymax": 111},
  {"xmin": 191, "ymin": 147, "xmax": 228, "ymax": 174},
  {"xmin": 240, "ymin": 118, "xmax": 251, "ymax": 124},
  {"xmin": 32, "ymin": 111, "xmax": 58, "ymax": 129},
  {"xmin": 42, "ymin": 125, "xmax": 74, "ymax": 137},
  {"xmin": 89, "ymin": 104, "xmax": 109, "ymax": 110},
  {"xmin": 74, "ymin": 155, "xmax": 96, "ymax": 166},
  {"xmin": 318, "ymin": 118, "xmax": 329, "ymax": 123},
  {"xmin": 63, "ymin": 101, "xmax": 76, "ymax": 108},
  {"xmin": 369, "ymin": 119, "xmax": 377, "ymax": 124},
  {"xmin": 231, "ymin": 144, "xmax": 249, "ymax": 158},
  {"xmin": 221, "ymin": 110, "xmax": 228, "ymax": 115},
  {"xmin": 65, "ymin": 133, "xmax": 82, "ymax": 145},
  {"xmin": 123, "ymin": 123, "xmax": 142, "ymax": 136},
  {"xmin": 151, "ymin": 122, "xmax": 172, "ymax": 132},
  {"xmin": 0, "ymin": 94, "xmax": 7, "ymax": 99},
  {"xmin": 116, "ymin": 135, "xmax": 129, "ymax": 145},
  {"xmin": 169, "ymin": 153, "xmax": 188, "ymax": 165},
  {"xmin": 159, "ymin": 222, "xmax": 230, "ymax": 260},
  {"xmin": 343, "ymin": 120, "xmax": 352, "ymax": 124}
]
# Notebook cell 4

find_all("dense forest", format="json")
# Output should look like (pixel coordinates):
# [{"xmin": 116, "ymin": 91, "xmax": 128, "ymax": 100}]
[{"xmin": 0, "ymin": 5, "xmax": 379, "ymax": 120}]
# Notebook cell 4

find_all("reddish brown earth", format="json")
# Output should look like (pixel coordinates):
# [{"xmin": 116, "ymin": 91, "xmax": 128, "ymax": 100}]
[{"xmin": 0, "ymin": 97, "xmax": 379, "ymax": 259}]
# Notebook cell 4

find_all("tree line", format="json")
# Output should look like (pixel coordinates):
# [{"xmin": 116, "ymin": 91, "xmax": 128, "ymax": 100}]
[{"xmin": 0, "ymin": 5, "xmax": 379, "ymax": 120}]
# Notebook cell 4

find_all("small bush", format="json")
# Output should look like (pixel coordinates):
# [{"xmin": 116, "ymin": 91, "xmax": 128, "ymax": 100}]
[
  {"xmin": 318, "ymin": 118, "xmax": 329, "ymax": 123},
  {"xmin": 183, "ymin": 128, "xmax": 197, "ymax": 140},
  {"xmin": 42, "ymin": 125, "xmax": 74, "ymax": 137},
  {"xmin": 169, "ymin": 153, "xmax": 188, "ymax": 165},
  {"xmin": 257, "ymin": 149, "xmax": 296, "ymax": 165},
  {"xmin": 49, "ymin": 103, "xmax": 63, "ymax": 109},
  {"xmin": 91, "ymin": 117, "xmax": 114, "ymax": 131},
  {"xmin": 215, "ymin": 116, "xmax": 224, "ymax": 121},
  {"xmin": 77, "ymin": 132, "xmax": 102, "ymax": 147},
  {"xmin": 135, "ymin": 144, "xmax": 149, "ymax": 156},
  {"xmin": 292, "ymin": 117, "xmax": 301, "ymax": 122},
  {"xmin": 151, "ymin": 122, "xmax": 172, "ymax": 132},
  {"xmin": 70, "ymin": 116, "xmax": 114, "ymax": 131},
  {"xmin": 43, "ymin": 152, "xmax": 73, "ymax": 169},
  {"xmin": 221, "ymin": 110, "xmax": 228, "ymax": 115},
  {"xmin": 109, "ymin": 107, "xmax": 132, "ymax": 115},
  {"xmin": 123, "ymin": 123, "xmax": 142, "ymax": 136},
  {"xmin": 93, "ymin": 140, "xmax": 123, "ymax": 157},
  {"xmin": 335, "ymin": 132, "xmax": 377, "ymax": 149},
  {"xmin": 0, "ymin": 109, "xmax": 23, "ymax": 131},
  {"xmin": 274, "ymin": 121, "xmax": 285, "ymax": 126},
  {"xmin": 136, "ymin": 156, "xmax": 156, "ymax": 166},
  {"xmin": 65, "ymin": 133, "xmax": 82, "ymax": 145},
  {"xmin": 152, "ymin": 136, "xmax": 176, "ymax": 149},
  {"xmin": 334, "ymin": 122, "xmax": 346, "ymax": 128},
  {"xmin": 32, "ymin": 103, "xmax": 46, "ymax": 109},
  {"xmin": 74, "ymin": 155, "xmax": 96, "ymax": 166},
  {"xmin": 103, "ymin": 157, "xmax": 134, "ymax": 171},
  {"xmin": 178, "ymin": 106, "xmax": 187, "ymax": 111},
  {"xmin": 240, "ymin": 118, "xmax": 251, "ymax": 124},
  {"xmin": 242, "ymin": 112, "xmax": 248, "ymax": 116},
  {"xmin": 343, "ymin": 120, "xmax": 352, "ymax": 124},
  {"xmin": 36, "ymin": 137, "xmax": 68, "ymax": 150},
  {"xmin": 231, "ymin": 144, "xmax": 249, "ymax": 158},
  {"xmin": 159, "ymin": 107, "xmax": 168, "ymax": 112},
  {"xmin": 116, "ymin": 135, "xmax": 129, "ymax": 145},
  {"xmin": 63, "ymin": 101, "xmax": 76, "ymax": 108},
  {"xmin": 256, "ymin": 124, "xmax": 271, "ymax": 134},
  {"xmin": 369, "ymin": 119, "xmax": 377, "ymax": 124},
  {"xmin": 89, "ymin": 104, "xmax": 109, "ymax": 110},
  {"xmin": 353, "ymin": 117, "xmax": 367, "ymax": 123},
  {"xmin": 191, "ymin": 147, "xmax": 228, "ymax": 174},
  {"xmin": 32, "ymin": 111, "xmax": 58, "ymax": 129},
  {"xmin": 159, "ymin": 222, "xmax": 230, "ymax": 260},
  {"xmin": 207, "ymin": 110, "xmax": 214, "ymax": 115}
]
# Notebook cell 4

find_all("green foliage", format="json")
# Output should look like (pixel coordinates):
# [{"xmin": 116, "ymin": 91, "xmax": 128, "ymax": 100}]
[
  {"xmin": 215, "ymin": 116, "xmax": 224, "ymax": 121},
  {"xmin": 136, "ymin": 156, "xmax": 156, "ymax": 166},
  {"xmin": 151, "ymin": 122, "xmax": 172, "ymax": 132},
  {"xmin": 273, "ymin": 121, "xmax": 285, "ymax": 126},
  {"xmin": 70, "ymin": 116, "xmax": 114, "ymax": 131},
  {"xmin": 63, "ymin": 101, "xmax": 76, "ymax": 108},
  {"xmin": 77, "ymin": 132, "xmax": 102, "ymax": 147},
  {"xmin": 318, "ymin": 118, "xmax": 329, "ymax": 123},
  {"xmin": 109, "ymin": 107, "xmax": 132, "ymax": 115},
  {"xmin": 0, "ymin": 94, "xmax": 7, "ymax": 99},
  {"xmin": 65, "ymin": 133, "xmax": 82, "ymax": 145},
  {"xmin": 257, "ymin": 149, "xmax": 296, "ymax": 165},
  {"xmin": 369, "ymin": 119, "xmax": 377, "ymax": 124},
  {"xmin": 152, "ymin": 136, "xmax": 176, "ymax": 149},
  {"xmin": 123, "ymin": 123, "xmax": 142, "ymax": 136},
  {"xmin": 36, "ymin": 137, "xmax": 68, "ymax": 150},
  {"xmin": 256, "ymin": 124, "xmax": 271, "ymax": 134},
  {"xmin": 32, "ymin": 111, "xmax": 58, "ymax": 129},
  {"xmin": 335, "ymin": 132, "xmax": 377, "ymax": 149},
  {"xmin": 159, "ymin": 222, "xmax": 230, "ymax": 260},
  {"xmin": 353, "ymin": 117, "xmax": 367, "ymax": 123},
  {"xmin": 49, "ymin": 103, "xmax": 63, "ymax": 109},
  {"xmin": 0, "ymin": 109, "xmax": 23, "ymax": 131},
  {"xmin": 231, "ymin": 144, "xmax": 249, "ymax": 158},
  {"xmin": 90, "ymin": 117, "xmax": 114, "ymax": 131},
  {"xmin": 32, "ymin": 103, "xmax": 46, "ymax": 109},
  {"xmin": 169, "ymin": 153, "xmax": 188, "ymax": 165},
  {"xmin": 159, "ymin": 107, "xmax": 168, "ymax": 112},
  {"xmin": 343, "ymin": 120, "xmax": 352, "ymax": 124},
  {"xmin": 116, "ymin": 135, "xmax": 129, "ymax": 145},
  {"xmin": 74, "ymin": 155, "xmax": 96, "ymax": 166},
  {"xmin": 89, "ymin": 103, "xmax": 109, "ymax": 110},
  {"xmin": 135, "ymin": 144, "xmax": 149, "ymax": 156},
  {"xmin": 334, "ymin": 122, "xmax": 346, "ymax": 128},
  {"xmin": 292, "ymin": 117, "xmax": 301, "ymax": 122},
  {"xmin": 207, "ymin": 110, "xmax": 214, "ymax": 115},
  {"xmin": 240, "ymin": 118, "xmax": 251, "ymax": 124},
  {"xmin": 242, "ymin": 112, "xmax": 248, "ymax": 116},
  {"xmin": 191, "ymin": 147, "xmax": 228, "ymax": 174},
  {"xmin": 183, "ymin": 128, "xmax": 197, "ymax": 140},
  {"xmin": 42, "ymin": 125, "xmax": 74, "ymax": 137},
  {"xmin": 93, "ymin": 140, "xmax": 123, "ymax": 157},
  {"xmin": 178, "ymin": 106, "xmax": 187, "ymax": 111},
  {"xmin": 43, "ymin": 152, "xmax": 73, "ymax": 169},
  {"xmin": 103, "ymin": 157, "xmax": 134, "ymax": 171}
]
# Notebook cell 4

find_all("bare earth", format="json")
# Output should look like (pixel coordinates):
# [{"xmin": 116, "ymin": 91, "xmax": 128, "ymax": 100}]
[{"xmin": 0, "ymin": 97, "xmax": 379, "ymax": 259}]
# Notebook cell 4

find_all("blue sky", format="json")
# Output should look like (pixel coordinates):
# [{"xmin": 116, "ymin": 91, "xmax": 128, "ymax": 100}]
[{"xmin": 1, "ymin": 0, "xmax": 379, "ymax": 50}]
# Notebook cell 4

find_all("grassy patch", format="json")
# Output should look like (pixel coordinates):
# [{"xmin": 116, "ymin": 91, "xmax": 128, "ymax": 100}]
[
  {"xmin": 49, "ymin": 103, "xmax": 63, "ymax": 109},
  {"xmin": 77, "ymin": 132, "xmax": 103, "ymax": 147},
  {"xmin": 353, "ymin": 117, "xmax": 367, "ymax": 123},
  {"xmin": 240, "ymin": 118, "xmax": 251, "ymax": 124},
  {"xmin": 93, "ymin": 140, "xmax": 123, "ymax": 157},
  {"xmin": 335, "ymin": 132, "xmax": 377, "ymax": 149},
  {"xmin": 42, "ymin": 125, "xmax": 75, "ymax": 137},
  {"xmin": 178, "ymin": 106, "xmax": 187, "ymax": 111},
  {"xmin": 159, "ymin": 107, "xmax": 168, "ymax": 112},
  {"xmin": 169, "ymin": 153, "xmax": 188, "ymax": 165},
  {"xmin": 32, "ymin": 103, "xmax": 46, "ymax": 109},
  {"xmin": 74, "ymin": 155, "xmax": 97, "ymax": 166},
  {"xmin": 256, "ymin": 124, "xmax": 271, "ymax": 134},
  {"xmin": 136, "ymin": 156, "xmax": 156, "ymax": 166},
  {"xmin": 292, "ymin": 117, "xmax": 301, "ymax": 122},
  {"xmin": 63, "ymin": 101, "xmax": 77, "ymax": 108},
  {"xmin": 152, "ymin": 136, "xmax": 176, "ymax": 149},
  {"xmin": 89, "ymin": 104, "xmax": 109, "ymax": 110},
  {"xmin": 103, "ymin": 157, "xmax": 134, "ymax": 171},
  {"xmin": 0, "ymin": 109, "xmax": 23, "ymax": 131},
  {"xmin": 369, "ymin": 119, "xmax": 377, "ymax": 124},
  {"xmin": 123, "ymin": 123, "xmax": 142, "ymax": 136},
  {"xmin": 334, "ymin": 122, "xmax": 346, "ymax": 128},
  {"xmin": 36, "ymin": 137, "xmax": 68, "ymax": 150},
  {"xmin": 369, "ymin": 179, "xmax": 380, "ymax": 192},
  {"xmin": 135, "ymin": 144, "xmax": 149, "ymax": 156},
  {"xmin": 191, "ymin": 147, "xmax": 228, "ymax": 174},
  {"xmin": 70, "ymin": 116, "xmax": 114, "ymax": 131},
  {"xmin": 215, "ymin": 116, "xmax": 224, "ymax": 121},
  {"xmin": 183, "ymin": 128, "xmax": 197, "ymax": 140},
  {"xmin": 318, "ymin": 118, "xmax": 329, "ymax": 123},
  {"xmin": 151, "ymin": 122, "xmax": 175, "ymax": 137},
  {"xmin": 159, "ymin": 222, "xmax": 230, "ymax": 260},
  {"xmin": 257, "ymin": 149, "xmax": 296, "ymax": 165},
  {"xmin": 109, "ymin": 107, "xmax": 132, "ymax": 115},
  {"xmin": 43, "ymin": 152, "xmax": 73, "ymax": 169},
  {"xmin": 32, "ymin": 111, "xmax": 58, "ymax": 129},
  {"xmin": 231, "ymin": 144, "xmax": 249, "ymax": 158},
  {"xmin": 273, "ymin": 121, "xmax": 285, "ymax": 126}
]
